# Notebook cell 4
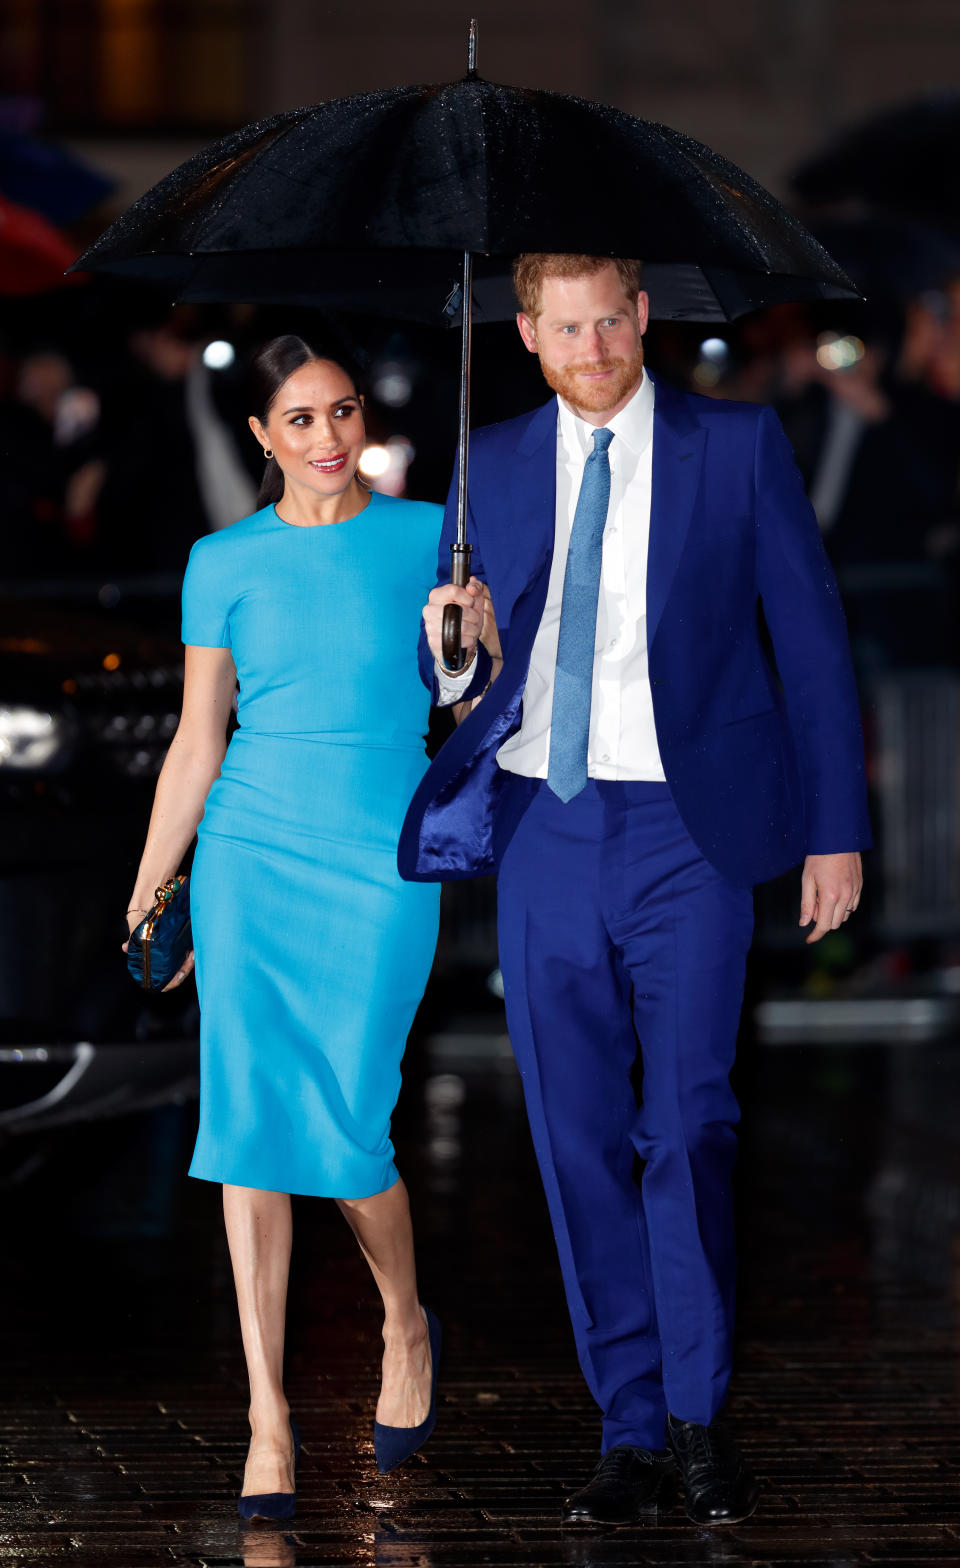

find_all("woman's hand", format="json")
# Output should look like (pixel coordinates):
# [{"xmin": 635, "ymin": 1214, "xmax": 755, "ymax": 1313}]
[
  {"xmin": 121, "ymin": 907, "xmax": 144, "ymax": 955},
  {"xmin": 451, "ymin": 585, "xmax": 504, "ymax": 725},
  {"xmin": 120, "ymin": 910, "xmax": 196, "ymax": 991},
  {"xmin": 479, "ymin": 582, "xmax": 502, "ymax": 663},
  {"xmin": 162, "ymin": 949, "xmax": 195, "ymax": 992}
]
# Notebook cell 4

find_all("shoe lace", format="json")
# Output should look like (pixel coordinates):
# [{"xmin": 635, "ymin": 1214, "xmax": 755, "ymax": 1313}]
[
  {"xmin": 596, "ymin": 1445, "xmax": 656, "ymax": 1482},
  {"xmin": 674, "ymin": 1421, "xmax": 729, "ymax": 1479},
  {"xmin": 687, "ymin": 1425, "xmax": 715, "ymax": 1470}
]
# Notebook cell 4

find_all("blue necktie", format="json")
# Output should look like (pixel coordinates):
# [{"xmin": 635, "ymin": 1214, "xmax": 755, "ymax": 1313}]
[{"xmin": 547, "ymin": 426, "xmax": 614, "ymax": 803}]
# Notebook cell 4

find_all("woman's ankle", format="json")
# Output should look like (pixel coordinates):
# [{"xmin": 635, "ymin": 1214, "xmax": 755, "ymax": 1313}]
[
  {"xmin": 247, "ymin": 1398, "xmax": 291, "ymax": 1439},
  {"xmin": 381, "ymin": 1303, "xmax": 428, "ymax": 1351}
]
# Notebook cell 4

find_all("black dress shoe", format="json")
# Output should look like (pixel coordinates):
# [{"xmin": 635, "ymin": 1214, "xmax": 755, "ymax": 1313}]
[
  {"xmin": 666, "ymin": 1414, "xmax": 759, "ymax": 1525},
  {"xmin": 562, "ymin": 1444, "xmax": 675, "ymax": 1526}
]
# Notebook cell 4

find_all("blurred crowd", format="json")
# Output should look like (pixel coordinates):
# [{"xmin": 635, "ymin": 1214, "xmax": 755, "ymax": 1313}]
[
  {"xmin": 653, "ymin": 223, "xmax": 960, "ymax": 675},
  {"xmin": 0, "ymin": 296, "xmax": 264, "ymax": 578}
]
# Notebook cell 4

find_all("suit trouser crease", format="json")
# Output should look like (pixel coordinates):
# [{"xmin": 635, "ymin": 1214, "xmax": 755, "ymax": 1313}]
[{"xmin": 495, "ymin": 777, "xmax": 753, "ymax": 1452}]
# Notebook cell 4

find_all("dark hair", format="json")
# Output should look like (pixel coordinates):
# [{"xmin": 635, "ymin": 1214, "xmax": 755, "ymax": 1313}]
[{"xmin": 250, "ymin": 335, "xmax": 364, "ymax": 508}]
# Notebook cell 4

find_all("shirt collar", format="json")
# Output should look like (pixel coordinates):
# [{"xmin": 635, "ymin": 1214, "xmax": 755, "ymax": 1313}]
[{"xmin": 557, "ymin": 367, "xmax": 655, "ymax": 462}]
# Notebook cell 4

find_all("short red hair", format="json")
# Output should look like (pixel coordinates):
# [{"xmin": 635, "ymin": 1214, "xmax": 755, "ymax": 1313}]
[{"xmin": 513, "ymin": 254, "xmax": 644, "ymax": 320}]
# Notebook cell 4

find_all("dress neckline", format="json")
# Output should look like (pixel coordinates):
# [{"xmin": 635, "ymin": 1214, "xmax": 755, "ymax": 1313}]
[{"xmin": 272, "ymin": 489, "xmax": 379, "ymax": 530}]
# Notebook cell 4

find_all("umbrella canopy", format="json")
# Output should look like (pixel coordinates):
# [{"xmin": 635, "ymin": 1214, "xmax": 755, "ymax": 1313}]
[
  {"xmin": 793, "ymin": 91, "xmax": 960, "ymax": 231},
  {"xmin": 0, "ymin": 194, "xmax": 78, "ymax": 295},
  {"xmin": 75, "ymin": 76, "xmax": 856, "ymax": 324},
  {"xmin": 76, "ymin": 56, "xmax": 858, "ymax": 670}
]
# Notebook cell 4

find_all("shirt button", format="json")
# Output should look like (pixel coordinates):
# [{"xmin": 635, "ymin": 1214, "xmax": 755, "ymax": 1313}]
[
  {"xmin": 608, "ymin": 636, "xmax": 618, "ymax": 649},
  {"xmin": 599, "ymin": 752, "xmax": 611, "ymax": 763}
]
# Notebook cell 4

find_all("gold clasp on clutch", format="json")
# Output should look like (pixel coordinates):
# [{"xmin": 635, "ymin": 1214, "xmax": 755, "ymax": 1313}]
[{"xmin": 140, "ymin": 875, "xmax": 186, "ymax": 989}]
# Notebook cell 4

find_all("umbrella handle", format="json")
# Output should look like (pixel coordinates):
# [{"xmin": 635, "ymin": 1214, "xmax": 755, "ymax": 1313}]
[{"xmin": 441, "ymin": 542, "xmax": 473, "ymax": 671}]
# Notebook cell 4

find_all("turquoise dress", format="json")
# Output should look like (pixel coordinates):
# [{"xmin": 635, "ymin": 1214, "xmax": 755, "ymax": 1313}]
[{"xmin": 181, "ymin": 492, "xmax": 442, "ymax": 1199}]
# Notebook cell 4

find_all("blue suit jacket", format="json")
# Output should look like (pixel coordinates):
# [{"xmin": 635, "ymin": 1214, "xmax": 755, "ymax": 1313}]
[{"xmin": 398, "ymin": 374, "xmax": 872, "ymax": 889}]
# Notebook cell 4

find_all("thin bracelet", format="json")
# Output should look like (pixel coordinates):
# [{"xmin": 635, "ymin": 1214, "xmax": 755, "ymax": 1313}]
[{"xmin": 126, "ymin": 906, "xmax": 149, "ymax": 915}]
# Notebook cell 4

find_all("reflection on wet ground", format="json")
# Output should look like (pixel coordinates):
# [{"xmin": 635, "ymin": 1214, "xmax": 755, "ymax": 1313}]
[{"xmin": 1, "ymin": 1031, "xmax": 960, "ymax": 1565}]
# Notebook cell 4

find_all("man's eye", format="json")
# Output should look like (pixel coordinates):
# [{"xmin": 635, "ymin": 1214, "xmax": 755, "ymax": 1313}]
[{"xmin": 561, "ymin": 325, "xmax": 578, "ymax": 335}]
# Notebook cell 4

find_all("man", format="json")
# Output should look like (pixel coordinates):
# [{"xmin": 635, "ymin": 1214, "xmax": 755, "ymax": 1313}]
[{"xmin": 399, "ymin": 255, "xmax": 870, "ymax": 1527}]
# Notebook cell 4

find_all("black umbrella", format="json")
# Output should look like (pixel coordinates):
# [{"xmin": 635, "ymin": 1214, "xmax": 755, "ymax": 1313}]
[
  {"xmin": 76, "ymin": 22, "xmax": 856, "ymax": 665},
  {"xmin": 793, "ymin": 91, "xmax": 960, "ymax": 232}
]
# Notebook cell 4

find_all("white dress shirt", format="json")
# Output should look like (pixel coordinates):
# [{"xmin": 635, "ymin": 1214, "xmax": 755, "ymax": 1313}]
[{"xmin": 437, "ymin": 371, "xmax": 666, "ymax": 783}]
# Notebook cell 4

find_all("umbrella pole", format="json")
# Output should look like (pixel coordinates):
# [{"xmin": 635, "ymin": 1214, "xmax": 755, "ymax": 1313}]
[{"xmin": 440, "ymin": 246, "xmax": 474, "ymax": 671}]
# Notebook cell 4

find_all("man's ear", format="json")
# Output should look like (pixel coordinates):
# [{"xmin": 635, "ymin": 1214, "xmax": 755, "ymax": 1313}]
[
  {"xmin": 637, "ymin": 291, "xmax": 650, "ymax": 337},
  {"xmin": 516, "ymin": 312, "xmax": 540, "ymax": 355}
]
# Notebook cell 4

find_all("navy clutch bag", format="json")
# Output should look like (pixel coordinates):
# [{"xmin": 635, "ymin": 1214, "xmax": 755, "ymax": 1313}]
[{"xmin": 126, "ymin": 875, "xmax": 192, "ymax": 991}]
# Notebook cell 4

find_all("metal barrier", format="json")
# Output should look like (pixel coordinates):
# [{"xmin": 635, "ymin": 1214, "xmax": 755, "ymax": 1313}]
[{"xmin": 869, "ymin": 670, "xmax": 960, "ymax": 938}]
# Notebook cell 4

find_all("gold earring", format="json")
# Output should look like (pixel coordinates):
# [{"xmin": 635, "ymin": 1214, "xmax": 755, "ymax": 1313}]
[{"xmin": 264, "ymin": 448, "xmax": 273, "ymax": 460}]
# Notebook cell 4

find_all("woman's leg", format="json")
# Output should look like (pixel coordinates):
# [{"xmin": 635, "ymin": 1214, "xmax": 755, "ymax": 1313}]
[
  {"xmin": 223, "ymin": 1183, "xmax": 295, "ymax": 1494},
  {"xmin": 337, "ymin": 1177, "xmax": 433, "ymax": 1426}
]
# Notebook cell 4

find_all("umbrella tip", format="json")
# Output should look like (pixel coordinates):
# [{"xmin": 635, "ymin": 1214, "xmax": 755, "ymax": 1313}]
[{"xmin": 467, "ymin": 16, "xmax": 478, "ymax": 77}]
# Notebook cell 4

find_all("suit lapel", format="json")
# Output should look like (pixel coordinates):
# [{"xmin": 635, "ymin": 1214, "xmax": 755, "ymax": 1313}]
[
  {"xmin": 647, "ymin": 377, "xmax": 705, "ymax": 648},
  {"xmin": 499, "ymin": 399, "xmax": 557, "ymax": 619},
  {"xmin": 489, "ymin": 382, "xmax": 706, "ymax": 648}
]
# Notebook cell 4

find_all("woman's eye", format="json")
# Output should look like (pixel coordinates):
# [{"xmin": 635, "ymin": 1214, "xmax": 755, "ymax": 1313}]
[
  {"xmin": 291, "ymin": 414, "xmax": 311, "ymax": 426},
  {"xmin": 334, "ymin": 403, "xmax": 357, "ymax": 418}
]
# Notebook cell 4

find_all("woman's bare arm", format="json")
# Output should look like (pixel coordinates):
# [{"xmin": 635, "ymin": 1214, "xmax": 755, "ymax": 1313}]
[{"xmin": 126, "ymin": 645, "xmax": 237, "ymax": 926}]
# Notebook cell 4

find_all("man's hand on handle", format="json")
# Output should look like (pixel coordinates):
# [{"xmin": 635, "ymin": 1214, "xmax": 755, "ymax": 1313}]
[
  {"xmin": 424, "ymin": 576, "xmax": 485, "ymax": 671},
  {"xmin": 799, "ymin": 852, "xmax": 863, "ymax": 944}
]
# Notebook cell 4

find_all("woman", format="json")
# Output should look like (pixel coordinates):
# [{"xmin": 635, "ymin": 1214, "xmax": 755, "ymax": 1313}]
[{"xmin": 125, "ymin": 335, "xmax": 457, "ymax": 1516}]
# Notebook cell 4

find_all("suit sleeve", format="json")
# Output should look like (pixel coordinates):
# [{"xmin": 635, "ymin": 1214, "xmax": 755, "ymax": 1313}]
[
  {"xmin": 754, "ymin": 405, "xmax": 872, "ymax": 855},
  {"xmin": 418, "ymin": 458, "xmax": 493, "ymax": 704}
]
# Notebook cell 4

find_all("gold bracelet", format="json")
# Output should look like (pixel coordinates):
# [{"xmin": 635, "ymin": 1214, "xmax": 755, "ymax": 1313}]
[{"xmin": 126, "ymin": 906, "xmax": 149, "ymax": 915}]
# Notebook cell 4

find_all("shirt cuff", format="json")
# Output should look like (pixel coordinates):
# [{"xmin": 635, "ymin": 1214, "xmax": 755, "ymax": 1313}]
[{"xmin": 434, "ymin": 655, "xmax": 477, "ymax": 705}]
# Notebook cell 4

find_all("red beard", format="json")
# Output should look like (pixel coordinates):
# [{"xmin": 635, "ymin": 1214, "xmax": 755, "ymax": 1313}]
[{"xmin": 540, "ymin": 343, "xmax": 645, "ymax": 414}]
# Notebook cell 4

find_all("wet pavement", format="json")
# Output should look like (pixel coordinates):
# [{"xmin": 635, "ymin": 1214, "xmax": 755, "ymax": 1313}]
[{"xmin": 2, "ymin": 1022, "xmax": 960, "ymax": 1566}]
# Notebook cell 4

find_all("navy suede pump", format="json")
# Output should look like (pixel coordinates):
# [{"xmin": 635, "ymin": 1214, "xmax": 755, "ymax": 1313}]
[
  {"xmin": 374, "ymin": 1307, "xmax": 442, "ymax": 1474},
  {"xmin": 237, "ymin": 1415, "xmax": 301, "ymax": 1520}
]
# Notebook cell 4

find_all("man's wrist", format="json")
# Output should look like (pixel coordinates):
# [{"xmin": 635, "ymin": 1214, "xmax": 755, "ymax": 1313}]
[{"xmin": 438, "ymin": 649, "xmax": 477, "ymax": 676}]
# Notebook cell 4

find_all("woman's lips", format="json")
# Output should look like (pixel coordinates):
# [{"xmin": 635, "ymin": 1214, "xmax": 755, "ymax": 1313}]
[{"xmin": 310, "ymin": 454, "xmax": 348, "ymax": 474}]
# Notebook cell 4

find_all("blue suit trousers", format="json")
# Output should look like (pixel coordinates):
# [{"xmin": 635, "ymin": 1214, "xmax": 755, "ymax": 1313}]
[{"xmin": 495, "ymin": 776, "xmax": 755, "ymax": 1452}]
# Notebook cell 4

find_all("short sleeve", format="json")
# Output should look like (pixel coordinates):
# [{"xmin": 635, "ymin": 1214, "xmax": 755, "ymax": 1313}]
[{"xmin": 181, "ymin": 536, "xmax": 232, "ymax": 648}]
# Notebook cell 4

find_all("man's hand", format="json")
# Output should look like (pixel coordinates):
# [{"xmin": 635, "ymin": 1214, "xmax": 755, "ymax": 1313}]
[
  {"xmin": 799, "ymin": 852, "xmax": 863, "ymax": 944},
  {"xmin": 423, "ymin": 576, "xmax": 485, "ymax": 670}
]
